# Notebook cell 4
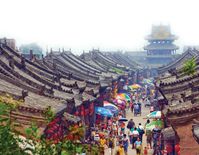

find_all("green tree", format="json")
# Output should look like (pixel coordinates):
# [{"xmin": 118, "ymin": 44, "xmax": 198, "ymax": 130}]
[
  {"xmin": 0, "ymin": 102, "xmax": 101, "ymax": 155},
  {"xmin": 183, "ymin": 57, "xmax": 197, "ymax": 76},
  {"xmin": 0, "ymin": 103, "xmax": 28, "ymax": 155}
]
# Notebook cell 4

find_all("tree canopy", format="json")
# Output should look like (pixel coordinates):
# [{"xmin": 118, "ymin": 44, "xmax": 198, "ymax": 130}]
[{"xmin": 183, "ymin": 57, "xmax": 197, "ymax": 76}]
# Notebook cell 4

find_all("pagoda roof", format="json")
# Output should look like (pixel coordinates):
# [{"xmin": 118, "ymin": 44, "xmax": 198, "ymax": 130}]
[
  {"xmin": 144, "ymin": 43, "xmax": 179, "ymax": 50},
  {"xmin": 103, "ymin": 52, "xmax": 141, "ymax": 70},
  {"xmin": 0, "ymin": 45, "xmax": 101, "ymax": 107},
  {"xmin": 146, "ymin": 25, "xmax": 178, "ymax": 41},
  {"xmin": 158, "ymin": 48, "xmax": 199, "ymax": 74},
  {"xmin": 80, "ymin": 49, "xmax": 138, "ymax": 74}
]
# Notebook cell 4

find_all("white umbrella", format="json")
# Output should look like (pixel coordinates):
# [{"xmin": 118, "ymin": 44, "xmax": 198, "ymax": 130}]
[{"xmin": 147, "ymin": 111, "xmax": 162, "ymax": 119}]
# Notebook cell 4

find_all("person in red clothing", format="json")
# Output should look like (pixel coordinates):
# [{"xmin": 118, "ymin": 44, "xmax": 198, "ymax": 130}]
[{"xmin": 143, "ymin": 146, "xmax": 148, "ymax": 155}]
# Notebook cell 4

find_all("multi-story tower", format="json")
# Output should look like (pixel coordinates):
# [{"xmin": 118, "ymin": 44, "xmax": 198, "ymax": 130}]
[{"xmin": 144, "ymin": 25, "xmax": 178, "ymax": 67}]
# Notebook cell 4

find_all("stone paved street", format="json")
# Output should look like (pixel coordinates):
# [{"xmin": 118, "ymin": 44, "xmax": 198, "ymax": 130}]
[{"xmin": 105, "ymin": 104, "xmax": 154, "ymax": 155}]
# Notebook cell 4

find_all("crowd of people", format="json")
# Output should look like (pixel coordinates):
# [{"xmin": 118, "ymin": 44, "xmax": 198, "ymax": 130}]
[
  {"xmin": 113, "ymin": 118, "xmax": 162, "ymax": 155},
  {"xmin": 87, "ymin": 81, "xmax": 160, "ymax": 155}
]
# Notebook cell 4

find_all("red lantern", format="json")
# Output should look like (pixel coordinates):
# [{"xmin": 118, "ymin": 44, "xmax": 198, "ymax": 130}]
[{"xmin": 175, "ymin": 144, "xmax": 180, "ymax": 153}]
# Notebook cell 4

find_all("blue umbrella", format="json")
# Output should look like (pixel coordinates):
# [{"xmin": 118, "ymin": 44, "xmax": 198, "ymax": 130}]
[
  {"xmin": 95, "ymin": 107, "xmax": 113, "ymax": 117},
  {"xmin": 104, "ymin": 106, "xmax": 119, "ymax": 114}
]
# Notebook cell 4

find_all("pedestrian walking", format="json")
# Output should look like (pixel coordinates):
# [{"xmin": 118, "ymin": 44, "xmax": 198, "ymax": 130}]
[
  {"xmin": 132, "ymin": 127, "xmax": 139, "ymax": 149},
  {"xmin": 123, "ymin": 134, "xmax": 129, "ymax": 155},
  {"xmin": 128, "ymin": 127, "xmax": 134, "ymax": 144},
  {"xmin": 134, "ymin": 103, "xmax": 139, "ymax": 116},
  {"xmin": 112, "ymin": 121, "xmax": 118, "ymax": 137},
  {"xmin": 137, "ymin": 123, "xmax": 145, "ymax": 142},
  {"xmin": 116, "ymin": 143, "xmax": 125, "ymax": 155},
  {"xmin": 99, "ymin": 135, "xmax": 107, "ymax": 155},
  {"xmin": 131, "ymin": 103, "xmax": 134, "ymax": 113},
  {"xmin": 152, "ymin": 125, "xmax": 161, "ymax": 148},
  {"xmin": 108, "ymin": 135, "xmax": 114, "ymax": 155},
  {"xmin": 127, "ymin": 119, "xmax": 135, "ymax": 130},
  {"xmin": 134, "ymin": 137, "xmax": 142, "ymax": 155},
  {"xmin": 144, "ymin": 146, "xmax": 148, "ymax": 155},
  {"xmin": 146, "ymin": 129, "xmax": 152, "ymax": 149},
  {"xmin": 137, "ymin": 101, "xmax": 142, "ymax": 115},
  {"xmin": 144, "ymin": 119, "xmax": 150, "ymax": 129}
]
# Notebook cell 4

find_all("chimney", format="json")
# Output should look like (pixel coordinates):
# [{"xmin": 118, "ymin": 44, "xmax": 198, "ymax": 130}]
[{"xmin": 30, "ymin": 50, "xmax": 33, "ymax": 60}]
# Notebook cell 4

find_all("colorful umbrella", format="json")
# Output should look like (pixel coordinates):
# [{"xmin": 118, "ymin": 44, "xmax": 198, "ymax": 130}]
[
  {"xmin": 143, "ymin": 79, "xmax": 153, "ymax": 83},
  {"xmin": 128, "ymin": 84, "xmax": 142, "ymax": 89},
  {"xmin": 113, "ymin": 99, "xmax": 126, "ymax": 106},
  {"xmin": 117, "ymin": 93, "xmax": 131, "ymax": 102},
  {"xmin": 147, "ymin": 111, "xmax": 162, "ymax": 119},
  {"xmin": 95, "ymin": 107, "xmax": 113, "ymax": 117},
  {"xmin": 103, "ymin": 101, "xmax": 118, "ymax": 109},
  {"xmin": 103, "ymin": 101, "xmax": 119, "ymax": 114},
  {"xmin": 145, "ymin": 120, "xmax": 164, "ymax": 130}
]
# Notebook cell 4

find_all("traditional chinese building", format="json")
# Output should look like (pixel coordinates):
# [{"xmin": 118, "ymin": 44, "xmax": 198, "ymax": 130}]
[
  {"xmin": 0, "ymin": 38, "xmax": 16, "ymax": 50},
  {"xmin": 157, "ymin": 54, "xmax": 199, "ymax": 154},
  {"xmin": 0, "ymin": 41, "xmax": 138, "ymax": 141},
  {"xmin": 144, "ymin": 25, "xmax": 179, "ymax": 68}
]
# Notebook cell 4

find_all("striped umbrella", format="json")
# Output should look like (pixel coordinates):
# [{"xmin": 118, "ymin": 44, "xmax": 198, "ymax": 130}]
[
  {"xmin": 103, "ymin": 101, "xmax": 119, "ymax": 114},
  {"xmin": 117, "ymin": 93, "xmax": 131, "ymax": 102},
  {"xmin": 103, "ymin": 101, "xmax": 118, "ymax": 109}
]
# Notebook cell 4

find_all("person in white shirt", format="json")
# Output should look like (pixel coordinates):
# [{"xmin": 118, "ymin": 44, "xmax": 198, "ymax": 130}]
[
  {"xmin": 138, "ymin": 123, "xmax": 144, "ymax": 130},
  {"xmin": 132, "ymin": 127, "xmax": 139, "ymax": 149}
]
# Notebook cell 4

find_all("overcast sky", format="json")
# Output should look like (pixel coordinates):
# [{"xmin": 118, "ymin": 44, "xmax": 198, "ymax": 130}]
[{"xmin": 1, "ymin": 0, "xmax": 199, "ymax": 54}]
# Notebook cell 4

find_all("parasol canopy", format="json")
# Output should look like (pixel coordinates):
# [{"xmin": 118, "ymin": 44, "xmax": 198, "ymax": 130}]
[
  {"xmin": 147, "ymin": 111, "xmax": 162, "ymax": 119},
  {"xmin": 118, "ymin": 118, "xmax": 128, "ymax": 122},
  {"xmin": 143, "ymin": 79, "xmax": 153, "ymax": 83},
  {"xmin": 95, "ymin": 107, "xmax": 113, "ymax": 117},
  {"xmin": 143, "ymin": 78, "xmax": 154, "ymax": 87},
  {"xmin": 117, "ymin": 93, "xmax": 131, "ymax": 102},
  {"xmin": 145, "ymin": 120, "xmax": 164, "ymax": 130},
  {"xmin": 103, "ymin": 101, "xmax": 119, "ymax": 114},
  {"xmin": 128, "ymin": 84, "xmax": 142, "ymax": 89},
  {"xmin": 103, "ymin": 101, "xmax": 118, "ymax": 109},
  {"xmin": 113, "ymin": 99, "xmax": 126, "ymax": 106}
]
